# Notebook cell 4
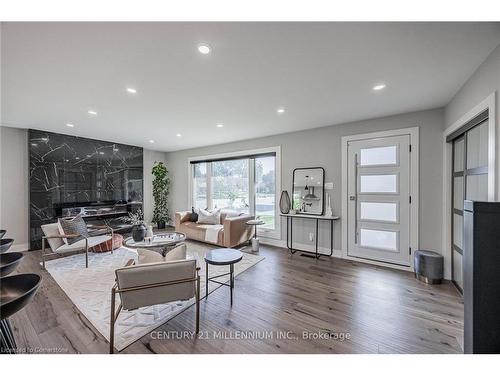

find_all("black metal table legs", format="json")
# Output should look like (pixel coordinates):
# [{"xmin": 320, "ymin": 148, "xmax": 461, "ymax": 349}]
[
  {"xmin": 285, "ymin": 216, "xmax": 334, "ymax": 259},
  {"xmin": 230, "ymin": 263, "xmax": 234, "ymax": 305},
  {"xmin": 204, "ymin": 262, "xmax": 236, "ymax": 305}
]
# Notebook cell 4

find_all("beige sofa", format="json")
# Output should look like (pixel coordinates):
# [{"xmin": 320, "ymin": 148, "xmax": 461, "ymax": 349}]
[{"xmin": 175, "ymin": 210, "xmax": 254, "ymax": 248}]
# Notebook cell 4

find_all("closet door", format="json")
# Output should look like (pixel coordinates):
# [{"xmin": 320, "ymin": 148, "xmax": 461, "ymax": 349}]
[
  {"xmin": 451, "ymin": 118, "xmax": 489, "ymax": 293},
  {"xmin": 452, "ymin": 137, "xmax": 465, "ymax": 290}
]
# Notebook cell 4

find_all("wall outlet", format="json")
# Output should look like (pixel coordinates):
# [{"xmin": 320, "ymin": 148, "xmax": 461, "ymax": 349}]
[{"xmin": 309, "ymin": 233, "xmax": 314, "ymax": 242}]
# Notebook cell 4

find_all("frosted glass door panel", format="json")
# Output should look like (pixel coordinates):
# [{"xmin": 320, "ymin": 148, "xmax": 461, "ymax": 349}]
[
  {"xmin": 360, "ymin": 202, "xmax": 398, "ymax": 222},
  {"xmin": 466, "ymin": 174, "xmax": 488, "ymax": 201},
  {"xmin": 467, "ymin": 122, "xmax": 488, "ymax": 169},
  {"xmin": 453, "ymin": 214, "xmax": 463, "ymax": 249},
  {"xmin": 360, "ymin": 146, "xmax": 397, "ymax": 166},
  {"xmin": 360, "ymin": 229, "xmax": 398, "ymax": 252},
  {"xmin": 360, "ymin": 175, "xmax": 397, "ymax": 193},
  {"xmin": 453, "ymin": 176, "xmax": 464, "ymax": 210},
  {"xmin": 454, "ymin": 139, "xmax": 465, "ymax": 172},
  {"xmin": 453, "ymin": 251, "xmax": 463, "ymax": 290}
]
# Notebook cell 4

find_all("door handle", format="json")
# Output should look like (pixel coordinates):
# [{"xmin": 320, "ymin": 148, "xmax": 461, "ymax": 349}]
[{"xmin": 349, "ymin": 196, "xmax": 356, "ymax": 201}]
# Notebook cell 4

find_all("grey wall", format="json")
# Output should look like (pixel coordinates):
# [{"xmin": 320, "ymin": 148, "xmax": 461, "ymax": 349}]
[
  {"xmin": 445, "ymin": 43, "xmax": 500, "ymax": 196},
  {"xmin": 143, "ymin": 150, "xmax": 169, "ymax": 224},
  {"xmin": 166, "ymin": 108, "xmax": 445, "ymax": 254},
  {"xmin": 445, "ymin": 43, "xmax": 500, "ymax": 128},
  {"xmin": 0, "ymin": 126, "xmax": 29, "ymax": 250}
]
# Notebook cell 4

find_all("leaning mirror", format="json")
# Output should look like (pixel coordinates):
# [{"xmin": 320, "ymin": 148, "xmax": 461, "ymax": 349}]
[{"xmin": 292, "ymin": 167, "xmax": 325, "ymax": 215}]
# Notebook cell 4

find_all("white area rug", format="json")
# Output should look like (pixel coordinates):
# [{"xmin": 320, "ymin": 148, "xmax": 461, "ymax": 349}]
[{"xmin": 43, "ymin": 242, "xmax": 264, "ymax": 351}]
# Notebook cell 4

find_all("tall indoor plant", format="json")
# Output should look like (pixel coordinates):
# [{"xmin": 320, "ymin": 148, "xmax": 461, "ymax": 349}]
[{"xmin": 152, "ymin": 161, "xmax": 170, "ymax": 229}]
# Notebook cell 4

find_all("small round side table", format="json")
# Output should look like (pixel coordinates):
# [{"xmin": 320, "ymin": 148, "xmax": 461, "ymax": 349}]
[
  {"xmin": 204, "ymin": 248, "xmax": 243, "ymax": 306},
  {"xmin": 246, "ymin": 219, "xmax": 265, "ymax": 253}
]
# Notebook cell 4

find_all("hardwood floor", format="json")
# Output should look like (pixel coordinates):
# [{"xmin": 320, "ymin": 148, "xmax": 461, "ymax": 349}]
[{"xmin": 9, "ymin": 244, "xmax": 464, "ymax": 354}]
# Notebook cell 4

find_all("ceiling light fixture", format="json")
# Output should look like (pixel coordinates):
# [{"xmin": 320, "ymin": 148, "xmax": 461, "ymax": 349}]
[
  {"xmin": 66, "ymin": 123, "xmax": 74, "ymax": 128},
  {"xmin": 88, "ymin": 110, "xmax": 97, "ymax": 116},
  {"xmin": 373, "ymin": 83, "xmax": 386, "ymax": 91},
  {"xmin": 198, "ymin": 44, "xmax": 211, "ymax": 54},
  {"xmin": 176, "ymin": 133, "xmax": 182, "ymax": 137},
  {"xmin": 149, "ymin": 140, "xmax": 155, "ymax": 144},
  {"xmin": 126, "ymin": 87, "xmax": 137, "ymax": 94},
  {"xmin": 216, "ymin": 124, "xmax": 224, "ymax": 128},
  {"xmin": 277, "ymin": 108, "xmax": 285, "ymax": 114}
]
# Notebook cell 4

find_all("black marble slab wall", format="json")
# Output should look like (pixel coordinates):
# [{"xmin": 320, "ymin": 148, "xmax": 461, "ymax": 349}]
[{"xmin": 29, "ymin": 130, "xmax": 143, "ymax": 249}]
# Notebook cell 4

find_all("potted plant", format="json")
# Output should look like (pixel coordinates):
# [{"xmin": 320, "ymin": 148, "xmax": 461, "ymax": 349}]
[
  {"xmin": 120, "ymin": 209, "xmax": 147, "ymax": 242},
  {"xmin": 152, "ymin": 161, "xmax": 170, "ymax": 229}
]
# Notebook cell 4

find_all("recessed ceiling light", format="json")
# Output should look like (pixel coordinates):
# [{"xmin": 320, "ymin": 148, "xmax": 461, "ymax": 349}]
[
  {"xmin": 216, "ymin": 124, "xmax": 224, "ymax": 128},
  {"xmin": 99, "ymin": 151, "xmax": 105, "ymax": 155},
  {"xmin": 149, "ymin": 140, "xmax": 155, "ymax": 144},
  {"xmin": 176, "ymin": 133, "xmax": 182, "ymax": 137},
  {"xmin": 126, "ymin": 87, "xmax": 137, "ymax": 94},
  {"xmin": 198, "ymin": 44, "xmax": 211, "ymax": 54},
  {"xmin": 66, "ymin": 123, "xmax": 74, "ymax": 128},
  {"xmin": 75, "ymin": 157, "xmax": 80, "ymax": 160},
  {"xmin": 277, "ymin": 108, "xmax": 285, "ymax": 114},
  {"xmin": 88, "ymin": 110, "xmax": 97, "ymax": 116},
  {"xmin": 373, "ymin": 83, "xmax": 386, "ymax": 91}
]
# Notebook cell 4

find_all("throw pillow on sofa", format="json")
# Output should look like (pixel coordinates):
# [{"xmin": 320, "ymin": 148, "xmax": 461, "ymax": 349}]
[{"xmin": 197, "ymin": 208, "xmax": 221, "ymax": 225}]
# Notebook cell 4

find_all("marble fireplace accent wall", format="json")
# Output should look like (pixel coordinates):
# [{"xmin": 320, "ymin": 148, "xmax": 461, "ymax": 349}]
[{"xmin": 29, "ymin": 130, "xmax": 143, "ymax": 249}]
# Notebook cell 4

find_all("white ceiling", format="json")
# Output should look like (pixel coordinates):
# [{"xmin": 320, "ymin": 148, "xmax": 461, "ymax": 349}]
[{"xmin": 2, "ymin": 22, "xmax": 500, "ymax": 152}]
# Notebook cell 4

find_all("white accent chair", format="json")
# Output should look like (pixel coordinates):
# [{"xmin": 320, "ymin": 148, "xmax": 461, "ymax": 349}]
[
  {"xmin": 40, "ymin": 222, "xmax": 113, "ymax": 268},
  {"xmin": 109, "ymin": 252, "xmax": 200, "ymax": 353}
]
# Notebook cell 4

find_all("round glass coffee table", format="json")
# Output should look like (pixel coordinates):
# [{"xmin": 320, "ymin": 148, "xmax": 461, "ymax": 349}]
[{"xmin": 124, "ymin": 231, "xmax": 186, "ymax": 257}]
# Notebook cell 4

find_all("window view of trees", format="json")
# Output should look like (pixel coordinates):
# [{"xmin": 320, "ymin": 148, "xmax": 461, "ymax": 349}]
[
  {"xmin": 193, "ymin": 163, "xmax": 207, "ymax": 209},
  {"xmin": 192, "ymin": 154, "xmax": 276, "ymax": 231},
  {"xmin": 255, "ymin": 156, "xmax": 275, "ymax": 229},
  {"xmin": 211, "ymin": 159, "xmax": 249, "ymax": 213}
]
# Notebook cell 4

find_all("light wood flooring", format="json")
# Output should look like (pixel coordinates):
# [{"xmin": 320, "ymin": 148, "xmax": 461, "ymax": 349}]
[{"xmin": 9, "ymin": 243, "xmax": 464, "ymax": 354}]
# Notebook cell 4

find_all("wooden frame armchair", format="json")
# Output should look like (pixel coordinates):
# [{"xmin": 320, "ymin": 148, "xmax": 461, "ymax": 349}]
[
  {"xmin": 109, "ymin": 258, "xmax": 201, "ymax": 353},
  {"xmin": 41, "ymin": 223, "xmax": 114, "ymax": 268}
]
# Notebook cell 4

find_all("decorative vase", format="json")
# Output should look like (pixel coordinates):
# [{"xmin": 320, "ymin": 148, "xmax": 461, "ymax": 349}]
[
  {"xmin": 279, "ymin": 190, "xmax": 291, "ymax": 214},
  {"xmin": 157, "ymin": 221, "xmax": 166, "ymax": 230},
  {"xmin": 132, "ymin": 224, "xmax": 147, "ymax": 242},
  {"xmin": 146, "ymin": 225, "xmax": 154, "ymax": 238}
]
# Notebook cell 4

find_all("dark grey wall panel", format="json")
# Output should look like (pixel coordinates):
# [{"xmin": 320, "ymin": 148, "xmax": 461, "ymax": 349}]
[{"xmin": 29, "ymin": 130, "xmax": 143, "ymax": 249}]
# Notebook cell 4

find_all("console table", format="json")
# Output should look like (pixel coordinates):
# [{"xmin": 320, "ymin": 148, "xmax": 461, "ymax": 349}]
[{"xmin": 280, "ymin": 213, "xmax": 340, "ymax": 259}]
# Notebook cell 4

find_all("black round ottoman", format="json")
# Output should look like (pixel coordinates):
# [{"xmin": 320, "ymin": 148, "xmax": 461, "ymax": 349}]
[{"xmin": 414, "ymin": 250, "xmax": 443, "ymax": 284}]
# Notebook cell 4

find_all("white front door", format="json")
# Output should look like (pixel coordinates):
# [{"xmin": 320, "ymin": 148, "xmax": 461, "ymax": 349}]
[{"xmin": 347, "ymin": 135, "xmax": 411, "ymax": 266}]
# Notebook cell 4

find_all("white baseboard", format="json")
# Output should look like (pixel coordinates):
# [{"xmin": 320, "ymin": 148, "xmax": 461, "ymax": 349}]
[{"xmin": 259, "ymin": 237, "xmax": 342, "ymax": 257}]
